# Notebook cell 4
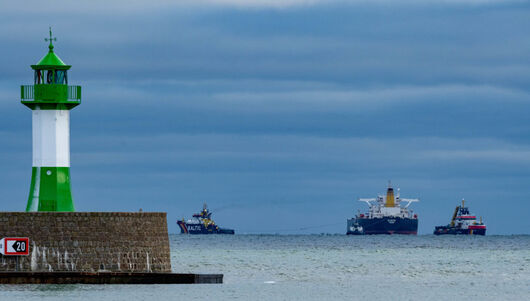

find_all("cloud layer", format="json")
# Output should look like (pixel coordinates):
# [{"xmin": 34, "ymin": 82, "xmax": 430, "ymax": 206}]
[{"xmin": 1, "ymin": 1, "xmax": 529, "ymax": 233}]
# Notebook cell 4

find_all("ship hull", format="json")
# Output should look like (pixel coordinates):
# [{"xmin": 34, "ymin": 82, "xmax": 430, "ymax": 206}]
[
  {"xmin": 434, "ymin": 226, "xmax": 486, "ymax": 236},
  {"xmin": 177, "ymin": 221, "xmax": 235, "ymax": 235},
  {"xmin": 347, "ymin": 217, "xmax": 418, "ymax": 235}
]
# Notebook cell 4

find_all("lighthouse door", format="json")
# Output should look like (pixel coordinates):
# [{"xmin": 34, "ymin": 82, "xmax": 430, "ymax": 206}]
[{"xmin": 39, "ymin": 199, "xmax": 57, "ymax": 211}]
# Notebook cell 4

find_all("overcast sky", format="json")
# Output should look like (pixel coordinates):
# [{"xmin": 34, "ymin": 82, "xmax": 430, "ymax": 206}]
[{"xmin": 1, "ymin": 0, "xmax": 529, "ymax": 234}]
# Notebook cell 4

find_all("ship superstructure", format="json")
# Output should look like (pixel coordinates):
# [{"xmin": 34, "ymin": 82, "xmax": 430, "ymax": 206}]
[
  {"xmin": 347, "ymin": 183, "xmax": 419, "ymax": 235},
  {"xmin": 434, "ymin": 199, "xmax": 486, "ymax": 235},
  {"xmin": 177, "ymin": 204, "xmax": 235, "ymax": 234}
]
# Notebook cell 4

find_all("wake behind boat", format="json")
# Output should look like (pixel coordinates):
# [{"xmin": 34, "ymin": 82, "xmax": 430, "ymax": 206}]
[{"xmin": 177, "ymin": 204, "xmax": 235, "ymax": 234}]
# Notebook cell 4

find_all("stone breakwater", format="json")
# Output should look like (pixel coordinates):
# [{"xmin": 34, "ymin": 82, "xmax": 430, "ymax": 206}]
[{"xmin": 0, "ymin": 212, "xmax": 171, "ymax": 273}]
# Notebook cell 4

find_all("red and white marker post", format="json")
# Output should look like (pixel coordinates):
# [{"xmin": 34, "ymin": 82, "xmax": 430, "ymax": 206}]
[
  {"xmin": 0, "ymin": 237, "xmax": 30, "ymax": 271},
  {"xmin": 0, "ymin": 237, "xmax": 30, "ymax": 256}
]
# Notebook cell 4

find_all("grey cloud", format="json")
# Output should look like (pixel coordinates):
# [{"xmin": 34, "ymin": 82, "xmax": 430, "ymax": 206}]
[
  {"xmin": 2, "ymin": 1, "xmax": 529, "ymax": 90},
  {"xmin": 1, "ymin": 1, "xmax": 529, "ymax": 234}
]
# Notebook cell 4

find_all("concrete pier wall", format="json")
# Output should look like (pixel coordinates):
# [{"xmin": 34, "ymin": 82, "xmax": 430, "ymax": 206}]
[{"xmin": 0, "ymin": 212, "xmax": 171, "ymax": 272}]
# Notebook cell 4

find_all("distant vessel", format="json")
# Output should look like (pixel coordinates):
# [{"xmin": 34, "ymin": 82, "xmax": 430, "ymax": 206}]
[
  {"xmin": 434, "ymin": 199, "xmax": 486, "ymax": 235},
  {"xmin": 177, "ymin": 204, "xmax": 235, "ymax": 234},
  {"xmin": 347, "ymin": 183, "xmax": 419, "ymax": 235}
]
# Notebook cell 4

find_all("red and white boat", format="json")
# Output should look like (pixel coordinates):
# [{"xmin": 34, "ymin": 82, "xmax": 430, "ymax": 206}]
[{"xmin": 434, "ymin": 199, "xmax": 486, "ymax": 235}]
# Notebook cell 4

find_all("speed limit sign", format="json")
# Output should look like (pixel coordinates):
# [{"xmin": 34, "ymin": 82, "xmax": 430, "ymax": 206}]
[{"xmin": 0, "ymin": 237, "xmax": 30, "ymax": 256}]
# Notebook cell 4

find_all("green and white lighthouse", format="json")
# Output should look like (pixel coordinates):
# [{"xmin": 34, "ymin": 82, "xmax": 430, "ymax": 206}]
[{"xmin": 21, "ymin": 28, "xmax": 81, "ymax": 212}]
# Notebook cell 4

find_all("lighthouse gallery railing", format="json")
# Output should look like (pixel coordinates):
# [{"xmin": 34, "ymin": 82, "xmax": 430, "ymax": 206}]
[{"xmin": 21, "ymin": 85, "xmax": 81, "ymax": 101}]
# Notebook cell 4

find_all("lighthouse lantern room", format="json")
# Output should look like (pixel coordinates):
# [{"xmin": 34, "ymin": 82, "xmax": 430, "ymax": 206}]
[{"xmin": 21, "ymin": 28, "xmax": 81, "ymax": 212}]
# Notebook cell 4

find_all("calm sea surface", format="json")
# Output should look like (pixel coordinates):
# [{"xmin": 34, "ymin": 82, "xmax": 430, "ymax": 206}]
[{"xmin": 1, "ymin": 235, "xmax": 529, "ymax": 300}]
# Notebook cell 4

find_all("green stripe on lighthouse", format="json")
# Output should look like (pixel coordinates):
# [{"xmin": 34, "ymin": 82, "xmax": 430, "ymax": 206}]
[{"xmin": 26, "ymin": 167, "xmax": 75, "ymax": 212}]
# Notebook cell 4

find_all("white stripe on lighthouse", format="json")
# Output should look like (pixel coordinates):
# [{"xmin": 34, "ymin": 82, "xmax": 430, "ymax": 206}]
[{"xmin": 32, "ymin": 109, "xmax": 70, "ymax": 167}]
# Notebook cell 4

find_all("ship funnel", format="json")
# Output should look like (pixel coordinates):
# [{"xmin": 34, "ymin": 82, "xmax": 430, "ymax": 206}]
[{"xmin": 385, "ymin": 182, "xmax": 395, "ymax": 207}]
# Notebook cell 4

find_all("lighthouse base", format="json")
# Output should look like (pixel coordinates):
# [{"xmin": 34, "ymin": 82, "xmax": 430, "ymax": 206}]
[
  {"xmin": 26, "ymin": 167, "xmax": 75, "ymax": 212},
  {"xmin": 0, "ymin": 212, "xmax": 171, "ymax": 273},
  {"xmin": 0, "ymin": 272, "xmax": 223, "ymax": 284}
]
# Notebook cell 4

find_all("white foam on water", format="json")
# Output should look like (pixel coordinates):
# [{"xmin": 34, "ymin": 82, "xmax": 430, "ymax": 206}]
[
  {"xmin": 64, "ymin": 250, "xmax": 69, "ymax": 271},
  {"xmin": 128, "ymin": 252, "xmax": 133, "ymax": 271},
  {"xmin": 30, "ymin": 243, "xmax": 38, "ymax": 271},
  {"xmin": 146, "ymin": 252, "xmax": 151, "ymax": 272},
  {"xmin": 55, "ymin": 249, "xmax": 61, "ymax": 270},
  {"xmin": 41, "ymin": 247, "xmax": 48, "ymax": 268}
]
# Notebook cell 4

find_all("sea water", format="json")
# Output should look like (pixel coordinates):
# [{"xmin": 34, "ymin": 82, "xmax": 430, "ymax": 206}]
[{"xmin": 1, "ymin": 235, "xmax": 528, "ymax": 300}]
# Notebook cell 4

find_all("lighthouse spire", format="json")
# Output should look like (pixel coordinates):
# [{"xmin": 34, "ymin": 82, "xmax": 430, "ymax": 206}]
[{"xmin": 45, "ymin": 27, "xmax": 56, "ymax": 51}]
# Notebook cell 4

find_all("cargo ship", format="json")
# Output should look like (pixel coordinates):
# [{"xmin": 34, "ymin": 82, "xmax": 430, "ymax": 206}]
[
  {"xmin": 434, "ymin": 199, "xmax": 486, "ymax": 235},
  {"xmin": 347, "ymin": 183, "xmax": 419, "ymax": 235},
  {"xmin": 177, "ymin": 204, "xmax": 235, "ymax": 234}
]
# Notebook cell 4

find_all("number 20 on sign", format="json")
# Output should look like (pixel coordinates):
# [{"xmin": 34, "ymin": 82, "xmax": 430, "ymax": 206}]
[{"xmin": 0, "ymin": 237, "xmax": 30, "ymax": 256}]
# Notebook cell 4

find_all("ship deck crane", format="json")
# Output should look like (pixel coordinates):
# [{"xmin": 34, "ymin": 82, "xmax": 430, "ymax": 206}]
[
  {"xmin": 400, "ymin": 198, "xmax": 420, "ymax": 208},
  {"xmin": 450, "ymin": 206, "xmax": 460, "ymax": 227}
]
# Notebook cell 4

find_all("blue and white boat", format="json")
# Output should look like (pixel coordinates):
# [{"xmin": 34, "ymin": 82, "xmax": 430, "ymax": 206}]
[{"xmin": 177, "ymin": 204, "xmax": 235, "ymax": 234}]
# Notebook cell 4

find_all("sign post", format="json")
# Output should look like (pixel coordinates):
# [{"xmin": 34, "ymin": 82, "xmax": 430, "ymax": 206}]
[{"xmin": 0, "ymin": 237, "xmax": 30, "ymax": 271}]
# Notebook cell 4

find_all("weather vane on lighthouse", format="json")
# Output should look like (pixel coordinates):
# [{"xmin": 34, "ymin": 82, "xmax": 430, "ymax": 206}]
[
  {"xmin": 44, "ymin": 27, "xmax": 56, "ymax": 49},
  {"xmin": 20, "ymin": 28, "xmax": 82, "ymax": 211}
]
